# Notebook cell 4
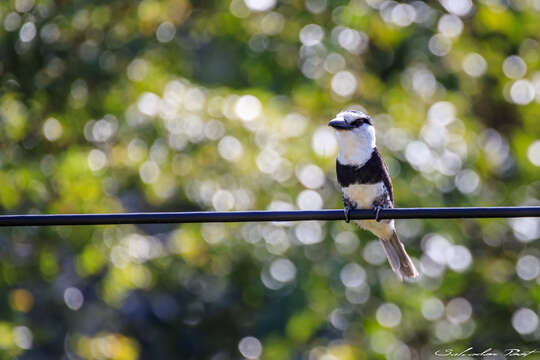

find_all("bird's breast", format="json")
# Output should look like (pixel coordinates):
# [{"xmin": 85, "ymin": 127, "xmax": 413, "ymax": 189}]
[{"xmin": 342, "ymin": 181, "xmax": 386, "ymax": 208}]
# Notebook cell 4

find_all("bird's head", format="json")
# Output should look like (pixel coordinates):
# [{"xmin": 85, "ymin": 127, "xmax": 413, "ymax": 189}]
[
  {"xmin": 328, "ymin": 110, "xmax": 373, "ymax": 131},
  {"xmin": 328, "ymin": 110, "xmax": 376, "ymax": 164},
  {"xmin": 329, "ymin": 110, "xmax": 376, "ymax": 146}
]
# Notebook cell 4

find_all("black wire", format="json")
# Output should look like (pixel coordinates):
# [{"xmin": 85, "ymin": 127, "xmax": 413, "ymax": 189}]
[{"xmin": 0, "ymin": 207, "xmax": 539, "ymax": 227}]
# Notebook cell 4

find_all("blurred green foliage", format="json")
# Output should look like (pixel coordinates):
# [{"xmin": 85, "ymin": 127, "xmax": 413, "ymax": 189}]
[{"xmin": 1, "ymin": 0, "xmax": 540, "ymax": 359}]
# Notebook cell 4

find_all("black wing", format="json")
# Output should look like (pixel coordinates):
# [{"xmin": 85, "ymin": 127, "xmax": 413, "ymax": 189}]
[{"xmin": 375, "ymin": 147, "xmax": 394, "ymax": 205}]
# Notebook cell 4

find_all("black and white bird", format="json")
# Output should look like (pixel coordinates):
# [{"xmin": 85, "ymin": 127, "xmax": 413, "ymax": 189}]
[{"xmin": 329, "ymin": 110, "xmax": 419, "ymax": 280}]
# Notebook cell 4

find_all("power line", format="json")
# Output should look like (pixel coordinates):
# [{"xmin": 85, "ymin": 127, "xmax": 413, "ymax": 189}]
[{"xmin": 0, "ymin": 207, "xmax": 539, "ymax": 227}]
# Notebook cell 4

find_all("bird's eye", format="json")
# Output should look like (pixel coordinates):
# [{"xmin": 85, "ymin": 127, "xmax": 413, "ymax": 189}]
[
  {"xmin": 351, "ymin": 118, "xmax": 368, "ymax": 127},
  {"xmin": 351, "ymin": 119, "xmax": 362, "ymax": 127}
]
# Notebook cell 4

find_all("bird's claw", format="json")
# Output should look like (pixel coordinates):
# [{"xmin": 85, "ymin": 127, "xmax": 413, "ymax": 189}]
[
  {"xmin": 344, "ymin": 208, "xmax": 351, "ymax": 223},
  {"xmin": 374, "ymin": 206, "xmax": 382, "ymax": 222}
]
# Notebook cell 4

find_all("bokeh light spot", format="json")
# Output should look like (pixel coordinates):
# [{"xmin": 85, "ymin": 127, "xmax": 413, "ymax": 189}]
[
  {"xmin": 446, "ymin": 297, "xmax": 472, "ymax": 324},
  {"xmin": 64, "ymin": 287, "xmax": 84, "ymax": 311},
  {"xmin": 270, "ymin": 258, "xmax": 296, "ymax": 283},
  {"xmin": 295, "ymin": 221, "xmax": 323, "ymax": 245},
  {"xmin": 376, "ymin": 303, "xmax": 402, "ymax": 328},
  {"xmin": 335, "ymin": 231, "xmax": 360, "ymax": 255},
  {"xmin": 88, "ymin": 149, "xmax": 108, "ymax": 172},
  {"xmin": 312, "ymin": 127, "xmax": 338, "ymax": 157},
  {"xmin": 516, "ymin": 255, "xmax": 540, "ymax": 281},
  {"xmin": 510, "ymin": 218, "xmax": 540, "ymax": 243},
  {"xmin": 19, "ymin": 22, "xmax": 36, "ymax": 42},
  {"xmin": 455, "ymin": 169, "xmax": 480, "ymax": 194},
  {"xmin": 331, "ymin": 71, "xmax": 357, "ymax": 97},
  {"xmin": 296, "ymin": 164, "xmax": 325, "ymax": 189},
  {"xmin": 363, "ymin": 240, "xmax": 386, "ymax": 265},
  {"xmin": 429, "ymin": 34, "xmax": 451, "ymax": 56},
  {"xmin": 235, "ymin": 95, "xmax": 262, "ymax": 121},
  {"xmin": 238, "ymin": 336, "xmax": 263, "ymax": 359},
  {"xmin": 244, "ymin": 0, "xmax": 275, "ymax": 11},
  {"xmin": 440, "ymin": 0, "xmax": 473, "ymax": 16},
  {"xmin": 299, "ymin": 24, "xmax": 324, "ymax": 46},
  {"xmin": 422, "ymin": 297, "xmax": 444, "ymax": 321},
  {"xmin": 512, "ymin": 308, "xmax": 539, "ymax": 335},
  {"xmin": 156, "ymin": 22, "xmax": 176, "ymax": 43},
  {"xmin": 527, "ymin": 140, "xmax": 540, "ymax": 167},
  {"xmin": 462, "ymin": 53, "xmax": 487, "ymax": 77},
  {"xmin": 510, "ymin": 80, "xmax": 535, "ymax": 105},
  {"xmin": 43, "ymin": 117, "xmax": 63, "ymax": 141},
  {"xmin": 340, "ymin": 263, "xmax": 366, "ymax": 288},
  {"xmin": 13, "ymin": 326, "xmax": 33, "ymax": 350},
  {"xmin": 218, "ymin": 136, "xmax": 244, "ymax": 161},
  {"xmin": 438, "ymin": 14, "xmax": 463, "ymax": 38},
  {"xmin": 296, "ymin": 189, "xmax": 323, "ymax": 210},
  {"xmin": 503, "ymin": 55, "xmax": 527, "ymax": 79},
  {"xmin": 9, "ymin": 289, "xmax": 34, "ymax": 313}
]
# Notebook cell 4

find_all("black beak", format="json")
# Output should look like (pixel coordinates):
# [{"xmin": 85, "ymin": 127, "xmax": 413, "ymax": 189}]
[{"xmin": 328, "ymin": 119, "xmax": 352, "ymax": 130}]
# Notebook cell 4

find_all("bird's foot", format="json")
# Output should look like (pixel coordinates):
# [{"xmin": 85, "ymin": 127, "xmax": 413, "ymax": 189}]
[
  {"xmin": 344, "ymin": 208, "xmax": 351, "ymax": 223},
  {"xmin": 374, "ymin": 206, "xmax": 383, "ymax": 222}
]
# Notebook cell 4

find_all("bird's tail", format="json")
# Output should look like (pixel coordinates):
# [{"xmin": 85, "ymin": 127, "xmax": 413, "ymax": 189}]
[{"xmin": 379, "ymin": 231, "xmax": 419, "ymax": 281}]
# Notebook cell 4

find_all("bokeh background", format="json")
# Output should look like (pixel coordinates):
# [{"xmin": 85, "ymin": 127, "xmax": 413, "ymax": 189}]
[{"xmin": 1, "ymin": 0, "xmax": 540, "ymax": 358}]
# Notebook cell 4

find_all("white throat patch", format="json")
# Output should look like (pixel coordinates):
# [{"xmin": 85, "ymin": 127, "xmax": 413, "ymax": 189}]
[{"xmin": 335, "ymin": 124, "xmax": 376, "ymax": 166}]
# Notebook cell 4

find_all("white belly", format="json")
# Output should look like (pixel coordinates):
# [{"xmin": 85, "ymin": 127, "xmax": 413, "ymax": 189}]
[
  {"xmin": 342, "ymin": 181, "xmax": 386, "ymax": 208},
  {"xmin": 342, "ymin": 181, "xmax": 394, "ymax": 239}
]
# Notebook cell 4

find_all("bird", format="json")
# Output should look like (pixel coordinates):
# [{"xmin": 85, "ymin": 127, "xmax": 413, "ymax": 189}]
[{"xmin": 328, "ymin": 109, "xmax": 419, "ymax": 280}]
